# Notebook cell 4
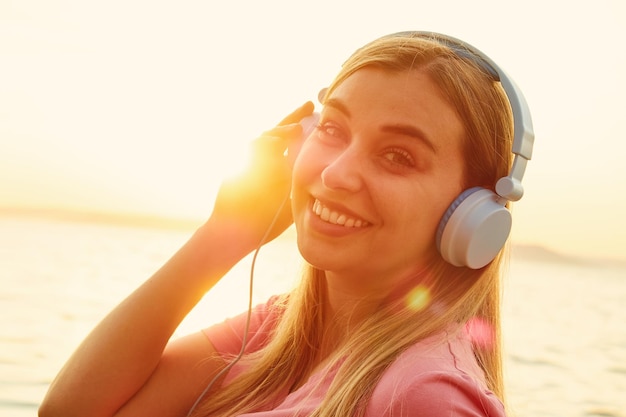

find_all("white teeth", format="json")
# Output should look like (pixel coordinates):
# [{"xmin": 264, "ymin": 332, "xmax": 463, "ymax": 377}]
[
  {"xmin": 312, "ymin": 199, "xmax": 368, "ymax": 228},
  {"xmin": 313, "ymin": 200, "xmax": 322, "ymax": 215},
  {"xmin": 321, "ymin": 206, "xmax": 330, "ymax": 221}
]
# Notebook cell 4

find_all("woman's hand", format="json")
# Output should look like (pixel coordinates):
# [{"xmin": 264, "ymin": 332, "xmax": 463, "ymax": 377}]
[
  {"xmin": 38, "ymin": 103, "xmax": 316, "ymax": 417},
  {"xmin": 209, "ymin": 101, "xmax": 315, "ymax": 250}
]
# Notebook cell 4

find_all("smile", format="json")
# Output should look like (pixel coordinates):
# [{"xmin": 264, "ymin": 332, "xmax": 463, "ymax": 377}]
[{"xmin": 312, "ymin": 199, "xmax": 370, "ymax": 228}]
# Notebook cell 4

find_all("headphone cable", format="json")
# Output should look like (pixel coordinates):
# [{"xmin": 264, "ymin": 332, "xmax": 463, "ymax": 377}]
[{"xmin": 185, "ymin": 194, "xmax": 290, "ymax": 417}]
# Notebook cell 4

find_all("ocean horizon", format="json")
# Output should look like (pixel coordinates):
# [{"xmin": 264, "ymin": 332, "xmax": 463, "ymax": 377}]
[
  {"xmin": 1, "ymin": 211, "xmax": 624, "ymax": 417},
  {"xmin": 3, "ymin": 205, "xmax": 625, "ymax": 267}
]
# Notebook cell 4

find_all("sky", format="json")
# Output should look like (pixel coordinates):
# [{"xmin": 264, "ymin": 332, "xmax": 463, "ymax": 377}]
[{"xmin": 1, "ymin": 0, "xmax": 625, "ymax": 261}]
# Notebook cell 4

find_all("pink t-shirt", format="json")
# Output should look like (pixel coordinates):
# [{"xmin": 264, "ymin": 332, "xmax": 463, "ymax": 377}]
[{"xmin": 202, "ymin": 296, "xmax": 506, "ymax": 416}]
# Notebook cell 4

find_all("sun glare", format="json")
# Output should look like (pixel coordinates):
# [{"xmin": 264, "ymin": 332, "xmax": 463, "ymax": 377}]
[
  {"xmin": 218, "ymin": 140, "xmax": 255, "ymax": 184},
  {"xmin": 406, "ymin": 285, "xmax": 432, "ymax": 312}
]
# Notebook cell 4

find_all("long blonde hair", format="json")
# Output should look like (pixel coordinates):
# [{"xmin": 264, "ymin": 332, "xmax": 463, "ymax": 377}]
[{"xmin": 195, "ymin": 32, "xmax": 513, "ymax": 417}]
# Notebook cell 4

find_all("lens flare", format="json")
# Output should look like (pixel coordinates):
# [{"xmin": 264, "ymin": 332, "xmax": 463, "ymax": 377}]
[
  {"xmin": 405, "ymin": 285, "xmax": 432, "ymax": 312},
  {"xmin": 465, "ymin": 316, "xmax": 495, "ymax": 350}
]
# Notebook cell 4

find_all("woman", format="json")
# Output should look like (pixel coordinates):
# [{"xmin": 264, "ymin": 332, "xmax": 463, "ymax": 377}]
[{"xmin": 40, "ymin": 31, "xmax": 532, "ymax": 417}]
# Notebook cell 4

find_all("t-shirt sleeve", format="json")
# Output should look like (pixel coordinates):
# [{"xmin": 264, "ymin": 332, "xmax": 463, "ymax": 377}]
[
  {"xmin": 201, "ymin": 295, "xmax": 284, "ymax": 359},
  {"xmin": 369, "ymin": 371, "xmax": 506, "ymax": 417}
]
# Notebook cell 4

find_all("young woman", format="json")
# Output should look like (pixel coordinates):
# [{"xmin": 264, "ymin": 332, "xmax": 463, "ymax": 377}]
[{"xmin": 40, "ymin": 31, "xmax": 533, "ymax": 417}]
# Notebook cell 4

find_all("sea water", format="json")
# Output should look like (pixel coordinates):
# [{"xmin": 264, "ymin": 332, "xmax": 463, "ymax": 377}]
[{"xmin": 1, "ymin": 216, "xmax": 624, "ymax": 417}]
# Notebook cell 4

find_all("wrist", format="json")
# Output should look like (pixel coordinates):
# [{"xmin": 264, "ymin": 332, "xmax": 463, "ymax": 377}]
[{"xmin": 193, "ymin": 216, "xmax": 260, "ymax": 265}]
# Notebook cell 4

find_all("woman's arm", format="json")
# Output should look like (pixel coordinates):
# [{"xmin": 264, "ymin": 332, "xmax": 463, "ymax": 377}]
[
  {"xmin": 38, "ymin": 102, "xmax": 315, "ymax": 417},
  {"xmin": 39, "ymin": 217, "xmax": 256, "ymax": 417}
]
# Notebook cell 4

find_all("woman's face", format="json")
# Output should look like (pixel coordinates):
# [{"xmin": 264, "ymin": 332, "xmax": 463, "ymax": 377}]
[{"xmin": 292, "ymin": 67, "xmax": 466, "ymax": 286}]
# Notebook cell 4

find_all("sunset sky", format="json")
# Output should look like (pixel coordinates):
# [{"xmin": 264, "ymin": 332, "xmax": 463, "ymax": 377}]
[{"xmin": 1, "ymin": 0, "xmax": 625, "ymax": 261}]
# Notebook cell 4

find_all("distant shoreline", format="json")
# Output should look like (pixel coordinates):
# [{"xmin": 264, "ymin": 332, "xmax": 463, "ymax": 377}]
[
  {"xmin": 0, "ymin": 206, "xmax": 202, "ymax": 232},
  {"xmin": 1, "ymin": 206, "xmax": 624, "ymax": 268}
]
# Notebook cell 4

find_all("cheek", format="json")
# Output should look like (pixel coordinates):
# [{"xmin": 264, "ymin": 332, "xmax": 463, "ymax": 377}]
[
  {"xmin": 382, "ymin": 185, "xmax": 454, "ymax": 242},
  {"xmin": 292, "ymin": 141, "xmax": 325, "ymax": 187},
  {"xmin": 291, "ymin": 144, "xmax": 322, "ymax": 210}
]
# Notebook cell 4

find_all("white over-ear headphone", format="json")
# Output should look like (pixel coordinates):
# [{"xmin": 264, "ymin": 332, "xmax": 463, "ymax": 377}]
[
  {"xmin": 397, "ymin": 32, "xmax": 535, "ymax": 269},
  {"xmin": 319, "ymin": 32, "xmax": 534, "ymax": 269}
]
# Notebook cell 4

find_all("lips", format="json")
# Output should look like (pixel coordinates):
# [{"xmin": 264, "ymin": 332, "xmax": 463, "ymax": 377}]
[{"xmin": 312, "ymin": 199, "xmax": 370, "ymax": 228}]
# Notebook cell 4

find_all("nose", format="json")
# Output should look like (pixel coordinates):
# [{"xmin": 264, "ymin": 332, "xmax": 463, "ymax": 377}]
[{"xmin": 321, "ymin": 146, "xmax": 364, "ymax": 192}]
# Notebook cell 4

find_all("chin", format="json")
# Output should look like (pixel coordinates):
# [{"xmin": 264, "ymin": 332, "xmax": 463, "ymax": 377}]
[{"xmin": 295, "ymin": 235, "xmax": 347, "ymax": 273}]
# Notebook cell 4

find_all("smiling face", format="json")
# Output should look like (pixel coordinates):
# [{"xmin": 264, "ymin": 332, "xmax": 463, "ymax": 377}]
[{"xmin": 291, "ymin": 67, "xmax": 467, "ymax": 289}]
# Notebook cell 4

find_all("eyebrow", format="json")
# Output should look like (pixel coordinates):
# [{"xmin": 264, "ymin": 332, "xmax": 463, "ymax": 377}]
[
  {"xmin": 380, "ymin": 125, "xmax": 438, "ymax": 153},
  {"xmin": 324, "ymin": 98, "xmax": 438, "ymax": 153}
]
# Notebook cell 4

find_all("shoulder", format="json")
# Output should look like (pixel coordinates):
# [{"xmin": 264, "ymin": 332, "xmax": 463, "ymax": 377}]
[
  {"xmin": 365, "ymin": 331, "xmax": 506, "ymax": 417},
  {"xmin": 367, "ymin": 370, "xmax": 505, "ymax": 417},
  {"xmin": 202, "ymin": 294, "xmax": 286, "ymax": 357}
]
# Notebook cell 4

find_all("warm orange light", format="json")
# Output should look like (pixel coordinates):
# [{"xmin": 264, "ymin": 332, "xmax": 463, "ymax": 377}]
[{"xmin": 405, "ymin": 285, "xmax": 432, "ymax": 312}]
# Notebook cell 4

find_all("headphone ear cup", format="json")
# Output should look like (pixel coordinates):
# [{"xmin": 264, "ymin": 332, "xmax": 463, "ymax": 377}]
[{"xmin": 436, "ymin": 187, "xmax": 512, "ymax": 269}]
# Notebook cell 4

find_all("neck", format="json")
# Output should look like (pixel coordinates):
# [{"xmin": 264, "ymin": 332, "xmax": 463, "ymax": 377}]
[{"xmin": 322, "ymin": 262, "xmax": 432, "ymax": 321}]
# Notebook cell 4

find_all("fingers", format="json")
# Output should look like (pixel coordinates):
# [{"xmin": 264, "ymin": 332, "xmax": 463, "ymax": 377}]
[
  {"xmin": 265, "ymin": 123, "xmax": 303, "ymax": 138},
  {"xmin": 277, "ymin": 101, "xmax": 315, "ymax": 126},
  {"xmin": 209, "ymin": 103, "xmax": 315, "ymax": 246},
  {"xmin": 242, "ymin": 102, "xmax": 317, "ymax": 174},
  {"xmin": 253, "ymin": 124, "xmax": 301, "ymax": 157},
  {"xmin": 269, "ymin": 102, "xmax": 317, "ymax": 162}
]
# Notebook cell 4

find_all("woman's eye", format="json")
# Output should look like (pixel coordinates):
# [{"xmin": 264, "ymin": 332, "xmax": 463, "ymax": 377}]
[
  {"xmin": 383, "ymin": 148, "xmax": 415, "ymax": 167},
  {"xmin": 317, "ymin": 122, "xmax": 347, "ymax": 144}
]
